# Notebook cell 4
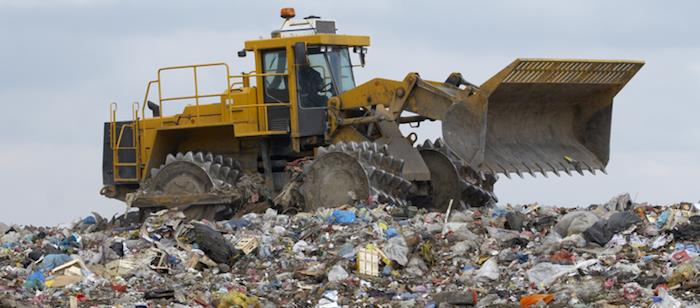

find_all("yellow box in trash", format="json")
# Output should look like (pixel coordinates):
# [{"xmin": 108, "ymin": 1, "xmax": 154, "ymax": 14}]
[
  {"xmin": 235, "ymin": 237, "xmax": 259, "ymax": 255},
  {"xmin": 356, "ymin": 247, "xmax": 380, "ymax": 276}
]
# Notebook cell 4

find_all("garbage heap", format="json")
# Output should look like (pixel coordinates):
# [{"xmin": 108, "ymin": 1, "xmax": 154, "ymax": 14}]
[{"xmin": 1, "ymin": 193, "xmax": 699, "ymax": 307}]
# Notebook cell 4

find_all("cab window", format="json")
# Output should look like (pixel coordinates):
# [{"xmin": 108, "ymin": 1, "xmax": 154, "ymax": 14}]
[
  {"xmin": 262, "ymin": 49, "xmax": 289, "ymax": 102},
  {"xmin": 297, "ymin": 46, "xmax": 356, "ymax": 109},
  {"xmin": 328, "ymin": 47, "xmax": 355, "ymax": 93},
  {"xmin": 297, "ymin": 50, "xmax": 332, "ymax": 108}
]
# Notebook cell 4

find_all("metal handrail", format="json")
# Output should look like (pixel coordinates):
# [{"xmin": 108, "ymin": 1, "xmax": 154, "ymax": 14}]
[
  {"xmin": 230, "ymin": 82, "xmax": 245, "ymax": 89},
  {"xmin": 231, "ymin": 103, "xmax": 290, "ymax": 108},
  {"xmin": 109, "ymin": 102, "xmax": 119, "ymax": 182},
  {"xmin": 131, "ymin": 102, "xmax": 140, "ymax": 180},
  {"xmin": 139, "ymin": 64, "xmax": 294, "ymax": 133},
  {"xmin": 229, "ymin": 71, "xmax": 289, "ymax": 82},
  {"xmin": 157, "ymin": 63, "xmax": 231, "ymax": 124},
  {"xmin": 229, "ymin": 72, "xmax": 288, "ymax": 77},
  {"xmin": 114, "ymin": 123, "xmax": 135, "ymax": 181},
  {"xmin": 227, "ymin": 71, "xmax": 291, "ymax": 132},
  {"xmin": 160, "ymin": 93, "xmax": 223, "ymax": 102},
  {"xmin": 141, "ymin": 80, "xmax": 158, "ymax": 117},
  {"xmin": 109, "ymin": 102, "xmax": 117, "ymax": 149},
  {"xmin": 109, "ymin": 102, "xmax": 142, "ymax": 182}
]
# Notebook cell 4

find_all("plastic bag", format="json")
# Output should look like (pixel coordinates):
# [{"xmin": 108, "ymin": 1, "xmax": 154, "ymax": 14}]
[
  {"xmin": 23, "ymin": 271, "xmax": 45, "ymax": 290},
  {"xmin": 41, "ymin": 254, "xmax": 73, "ymax": 271},
  {"xmin": 475, "ymin": 258, "xmax": 499, "ymax": 281},
  {"xmin": 384, "ymin": 228, "xmax": 398, "ymax": 238},
  {"xmin": 605, "ymin": 193, "xmax": 633, "ymax": 211},
  {"xmin": 451, "ymin": 240, "xmax": 476, "ymax": 256},
  {"xmin": 554, "ymin": 211, "xmax": 599, "ymax": 237},
  {"xmin": 668, "ymin": 262, "xmax": 697, "ymax": 286},
  {"xmin": 651, "ymin": 234, "xmax": 672, "ymax": 250},
  {"xmin": 505, "ymin": 211, "xmax": 526, "ymax": 231},
  {"xmin": 486, "ymin": 227, "xmax": 519, "ymax": 242},
  {"xmin": 328, "ymin": 210, "xmax": 356, "ymax": 224},
  {"xmin": 651, "ymin": 288, "xmax": 682, "ymax": 308},
  {"xmin": 443, "ymin": 223, "xmax": 479, "ymax": 242},
  {"xmin": 583, "ymin": 220, "xmax": 613, "ymax": 246},
  {"xmin": 292, "ymin": 240, "xmax": 312, "ymax": 254},
  {"xmin": 519, "ymin": 294, "xmax": 553, "ymax": 308},
  {"xmin": 606, "ymin": 211, "xmax": 642, "ymax": 233},
  {"xmin": 673, "ymin": 219, "xmax": 700, "ymax": 241},
  {"xmin": 1, "ymin": 232, "xmax": 20, "ymax": 245},
  {"xmin": 656, "ymin": 210, "xmax": 670, "ymax": 228},
  {"xmin": 82, "ymin": 216, "xmax": 96, "ymax": 225},
  {"xmin": 527, "ymin": 259, "xmax": 598, "ymax": 287},
  {"xmin": 575, "ymin": 278, "xmax": 604, "ymax": 303},
  {"xmin": 327, "ymin": 264, "xmax": 348, "ymax": 282},
  {"xmin": 339, "ymin": 243, "xmax": 356, "ymax": 259},
  {"xmin": 217, "ymin": 290, "xmax": 261, "ymax": 308},
  {"xmin": 383, "ymin": 236, "xmax": 409, "ymax": 266}
]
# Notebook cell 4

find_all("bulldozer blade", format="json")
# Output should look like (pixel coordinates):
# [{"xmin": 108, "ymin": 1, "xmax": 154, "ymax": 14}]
[
  {"xmin": 443, "ymin": 58, "xmax": 643, "ymax": 177},
  {"xmin": 442, "ymin": 89, "xmax": 489, "ymax": 169}
]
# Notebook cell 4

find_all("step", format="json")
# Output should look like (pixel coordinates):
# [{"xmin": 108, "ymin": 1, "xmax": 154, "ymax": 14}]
[{"xmin": 115, "ymin": 163, "xmax": 138, "ymax": 167}]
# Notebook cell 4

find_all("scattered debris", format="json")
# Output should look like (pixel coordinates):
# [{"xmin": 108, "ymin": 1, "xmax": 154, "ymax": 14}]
[{"xmin": 0, "ymin": 195, "xmax": 699, "ymax": 306}]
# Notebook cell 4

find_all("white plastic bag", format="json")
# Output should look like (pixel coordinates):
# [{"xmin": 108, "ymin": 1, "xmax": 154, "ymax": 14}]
[
  {"xmin": 475, "ymin": 258, "xmax": 500, "ymax": 281},
  {"xmin": 327, "ymin": 264, "xmax": 348, "ymax": 283}
]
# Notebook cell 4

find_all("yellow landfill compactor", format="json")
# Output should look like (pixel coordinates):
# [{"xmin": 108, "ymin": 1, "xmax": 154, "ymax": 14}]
[{"xmin": 101, "ymin": 8, "xmax": 643, "ymax": 219}]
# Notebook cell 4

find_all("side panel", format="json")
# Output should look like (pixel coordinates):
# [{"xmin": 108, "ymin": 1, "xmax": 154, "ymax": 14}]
[
  {"xmin": 375, "ymin": 121, "xmax": 431, "ymax": 181},
  {"xmin": 297, "ymin": 107, "xmax": 327, "ymax": 136},
  {"xmin": 102, "ymin": 122, "xmax": 114, "ymax": 185},
  {"xmin": 229, "ymin": 89, "xmax": 262, "ymax": 137},
  {"xmin": 141, "ymin": 125, "xmax": 298, "ymax": 193},
  {"xmin": 103, "ymin": 121, "xmax": 137, "ymax": 185},
  {"xmin": 144, "ymin": 125, "xmax": 256, "ymax": 177}
]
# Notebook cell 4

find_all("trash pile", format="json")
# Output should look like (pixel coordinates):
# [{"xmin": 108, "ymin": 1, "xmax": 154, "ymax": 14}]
[{"xmin": 1, "ymin": 193, "xmax": 699, "ymax": 307}]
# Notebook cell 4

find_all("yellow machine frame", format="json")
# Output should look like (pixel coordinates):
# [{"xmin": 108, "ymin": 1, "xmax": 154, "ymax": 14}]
[
  {"xmin": 103, "ymin": 15, "xmax": 642, "ymax": 212},
  {"xmin": 109, "ymin": 34, "xmax": 370, "ymax": 184}
]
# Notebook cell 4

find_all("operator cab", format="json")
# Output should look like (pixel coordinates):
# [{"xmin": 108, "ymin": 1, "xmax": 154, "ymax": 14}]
[
  {"xmin": 242, "ymin": 8, "xmax": 369, "ymax": 137},
  {"xmin": 297, "ymin": 45, "xmax": 355, "ymax": 108},
  {"xmin": 270, "ymin": 10, "xmax": 365, "ymax": 108}
]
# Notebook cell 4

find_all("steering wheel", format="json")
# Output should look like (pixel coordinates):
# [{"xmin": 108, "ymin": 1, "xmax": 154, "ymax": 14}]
[{"xmin": 319, "ymin": 81, "xmax": 333, "ymax": 93}]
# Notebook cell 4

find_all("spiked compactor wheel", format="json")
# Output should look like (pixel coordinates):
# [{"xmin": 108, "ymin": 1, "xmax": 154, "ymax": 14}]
[
  {"xmin": 418, "ymin": 139, "xmax": 497, "ymax": 210},
  {"xmin": 149, "ymin": 151, "xmax": 241, "ymax": 193},
  {"xmin": 137, "ymin": 151, "xmax": 243, "ymax": 220},
  {"xmin": 303, "ymin": 141, "xmax": 413, "ymax": 210}
]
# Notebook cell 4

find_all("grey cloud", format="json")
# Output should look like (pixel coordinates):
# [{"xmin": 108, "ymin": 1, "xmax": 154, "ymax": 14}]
[{"xmin": 0, "ymin": 0, "xmax": 698, "ymax": 225}]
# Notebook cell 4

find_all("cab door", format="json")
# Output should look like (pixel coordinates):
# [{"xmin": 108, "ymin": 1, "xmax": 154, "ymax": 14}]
[
  {"xmin": 295, "ymin": 48, "xmax": 332, "ymax": 137},
  {"xmin": 261, "ymin": 49, "xmax": 291, "ymax": 132}
]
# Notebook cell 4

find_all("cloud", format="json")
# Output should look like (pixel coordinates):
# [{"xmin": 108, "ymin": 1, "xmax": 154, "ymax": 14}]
[
  {"xmin": 0, "ymin": 0, "xmax": 112, "ymax": 8},
  {"xmin": 497, "ymin": 149, "xmax": 700, "ymax": 207},
  {"xmin": 0, "ymin": 0, "xmax": 698, "ymax": 225},
  {"xmin": 0, "ymin": 141, "xmax": 122, "ymax": 226}
]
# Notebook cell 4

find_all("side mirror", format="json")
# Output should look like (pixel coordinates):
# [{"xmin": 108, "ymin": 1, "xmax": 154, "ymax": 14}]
[
  {"xmin": 293, "ymin": 42, "xmax": 307, "ymax": 66},
  {"xmin": 353, "ymin": 46, "xmax": 367, "ymax": 67},
  {"xmin": 237, "ymin": 49, "xmax": 247, "ymax": 57}
]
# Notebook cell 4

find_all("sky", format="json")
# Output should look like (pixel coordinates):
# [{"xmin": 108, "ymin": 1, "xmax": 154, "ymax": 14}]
[{"xmin": 0, "ymin": 0, "xmax": 698, "ymax": 225}]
